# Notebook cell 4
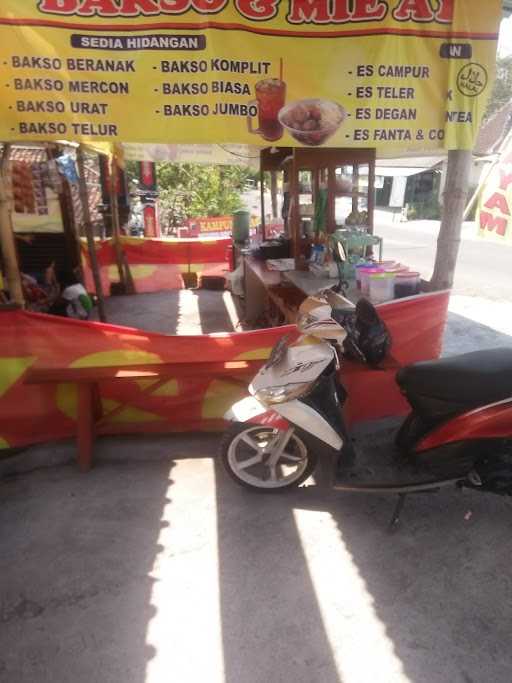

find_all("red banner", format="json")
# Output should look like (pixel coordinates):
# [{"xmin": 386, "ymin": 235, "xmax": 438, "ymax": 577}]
[
  {"xmin": 82, "ymin": 236, "xmax": 231, "ymax": 294},
  {"xmin": 0, "ymin": 291, "xmax": 449, "ymax": 452}
]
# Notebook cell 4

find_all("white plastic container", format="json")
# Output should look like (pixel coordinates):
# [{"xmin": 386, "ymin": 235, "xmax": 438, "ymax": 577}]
[
  {"xmin": 369, "ymin": 272, "xmax": 395, "ymax": 304},
  {"xmin": 359, "ymin": 267, "xmax": 383, "ymax": 295}
]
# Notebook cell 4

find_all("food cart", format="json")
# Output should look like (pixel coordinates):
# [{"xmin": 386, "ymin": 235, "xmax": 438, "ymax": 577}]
[
  {"xmin": 246, "ymin": 145, "xmax": 402, "ymax": 326},
  {"xmin": 241, "ymin": 145, "xmax": 450, "ymax": 424}
]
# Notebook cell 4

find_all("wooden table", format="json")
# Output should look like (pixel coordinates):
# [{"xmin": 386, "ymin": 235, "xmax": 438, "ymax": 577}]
[
  {"xmin": 244, "ymin": 256, "xmax": 362, "ymax": 325},
  {"xmin": 243, "ymin": 257, "xmax": 297, "ymax": 324}
]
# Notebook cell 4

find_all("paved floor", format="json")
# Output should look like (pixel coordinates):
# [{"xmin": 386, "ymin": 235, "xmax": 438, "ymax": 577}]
[
  {"xmin": 2, "ymin": 435, "xmax": 512, "ymax": 683},
  {"xmin": 376, "ymin": 211, "xmax": 512, "ymax": 354},
  {"xmin": 5, "ymin": 247, "xmax": 512, "ymax": 682},
  {"xmin": 376, "ymin": 210, "xmax": 511, "ymax": 302},
  {"xmin": 92, "ymin": 285, "xmax": 512, "ymax": 356},
  {"xmin": 91, "ymin": 289, "xmax": 244, "ymax": 335}
]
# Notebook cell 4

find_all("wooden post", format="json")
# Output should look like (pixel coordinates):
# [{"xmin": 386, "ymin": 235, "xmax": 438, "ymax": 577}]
[
  {"xmin": 351, "ymin": 164, "xmax": 359, "ymax": 215},
  {"xmin": 291, "ymin": 151, "xmax": 303, "ymax": 267},
  {"xmin": 110, "ymin": 159, "xmax": 135, "ymax": 294},
  {"xmin": 430, "ymin": 149, "xmax": 472, "ymax": 291},
  {"xmin": 367, "ymin": 155, "xmax": 376, "ymax": 235},
  {"xmin": 259, "ymin": 166, "xmax": 266, "ymax": 240},
  {"xmin": 270, "ymin": 170, "xmax": 278, "ymax": 219},
  {"xmin": 109, "ymin": 160, "xmax": 127, "ymax": 288},
  {"xmin": 76, "ymin": 145, "xmax": 107, "ymax": 322},
  {"xmin": 0, "ymin": 144, "xmax": 24, "ymax": 306},
  {"xmin": 47, "ymin": 144, "xmax": 82, "ymax": 276},
  {"xmin": 77, "ymin": 382, "xmax": 95, "ymax": 472}
]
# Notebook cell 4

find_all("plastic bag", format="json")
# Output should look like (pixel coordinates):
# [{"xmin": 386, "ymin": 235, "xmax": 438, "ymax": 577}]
[{"xmin": 333, "ymin": 298, "xmax": 391, "ymax": 367}]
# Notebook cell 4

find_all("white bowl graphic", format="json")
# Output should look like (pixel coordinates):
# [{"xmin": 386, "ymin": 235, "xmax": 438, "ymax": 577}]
[{"xmin": 279, "ymin": 98, "xmax": 346, "ymax": 146}]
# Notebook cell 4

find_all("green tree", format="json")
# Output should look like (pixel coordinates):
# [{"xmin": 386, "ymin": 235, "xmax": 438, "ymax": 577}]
[
  {"xmin": 156, "ymin": 162, "xmax": 256, "ymax": 232},
  {"xmin": 484, "ymin": 54, "xmax": 512, "ymax": 121}
]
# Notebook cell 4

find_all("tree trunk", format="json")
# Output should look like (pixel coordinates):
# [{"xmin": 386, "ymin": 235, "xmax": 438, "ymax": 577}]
[{"xmin": 430, "ymin": 149, "xmax": 472, "ymax": 291}]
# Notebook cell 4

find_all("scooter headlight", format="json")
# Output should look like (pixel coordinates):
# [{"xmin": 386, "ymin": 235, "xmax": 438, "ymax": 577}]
[{"xmin": 254, "ymin": 380, "xmax": 315, "ymax": 405}]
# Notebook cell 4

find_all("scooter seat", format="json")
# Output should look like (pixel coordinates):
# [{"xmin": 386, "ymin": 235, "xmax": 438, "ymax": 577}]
[{"xmin": 397, "ymin": 348, "xmax": 512, "ymax": 412}]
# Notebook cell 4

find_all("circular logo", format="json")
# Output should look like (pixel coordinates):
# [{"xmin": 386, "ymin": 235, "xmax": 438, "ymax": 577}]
[{"xmin": 457, "ymin": 63, "xmax": 488, "ymax": 97}]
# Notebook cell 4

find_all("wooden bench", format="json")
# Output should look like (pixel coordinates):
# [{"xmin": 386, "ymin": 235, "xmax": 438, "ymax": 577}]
[{"xmin": 25, "ymin": 360, "xmax": 260, "ymax": 472}]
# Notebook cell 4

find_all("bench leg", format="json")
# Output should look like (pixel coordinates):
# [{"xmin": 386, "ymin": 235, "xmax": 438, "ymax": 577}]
[{"xmin": 77, "ymin": 383, "xmax": 95, "ymax": 472}]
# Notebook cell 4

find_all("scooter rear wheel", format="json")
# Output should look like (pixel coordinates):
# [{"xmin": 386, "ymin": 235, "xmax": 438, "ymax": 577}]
[{"xmin": 221, "ymin": 423, "xmax": 317, "ymax": 492}]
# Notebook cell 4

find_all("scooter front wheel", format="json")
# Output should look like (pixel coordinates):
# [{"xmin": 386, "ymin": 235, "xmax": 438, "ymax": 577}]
[{"xmin": 221, "ymin": 423, "xmax": 317, "ymax": 492}]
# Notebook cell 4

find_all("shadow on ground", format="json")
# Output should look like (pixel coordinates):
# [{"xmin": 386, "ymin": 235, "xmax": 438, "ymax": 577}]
[
  {"xmin": 0, "ymin": 457, "xmax": 173, "ymax": 682},
  {"xmin": 2, "ymin": 438, "xmax": 512, "ymax": 682},
  {"xmin": 92, "ymin": 290, "xmax": 181, "ymax": 334},
  {"xmin": 215, "ymin": 458, "xmax": 512, "ymax": 683}
]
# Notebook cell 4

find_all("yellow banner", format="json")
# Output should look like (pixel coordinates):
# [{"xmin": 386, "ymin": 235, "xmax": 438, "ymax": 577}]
[
  {"xmin": 0, "ymin": 1, "xmax": 501, "ymax": 152},
  {"xmin": 477, "ymin": 138, "xmax": 512, "ymax": 241}
]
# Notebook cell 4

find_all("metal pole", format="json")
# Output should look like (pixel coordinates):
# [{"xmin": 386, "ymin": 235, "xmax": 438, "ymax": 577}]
[{"xmin": 76, "ymin": 145, "xmax": 107, "ymax": 322}]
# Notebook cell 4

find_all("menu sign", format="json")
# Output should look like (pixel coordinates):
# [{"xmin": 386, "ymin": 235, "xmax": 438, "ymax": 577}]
[{"xmin": 0, "ymin": 0, "xmax": 500, "ymax": 151}]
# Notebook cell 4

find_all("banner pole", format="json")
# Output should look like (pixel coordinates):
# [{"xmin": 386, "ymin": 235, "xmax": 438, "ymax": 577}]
[
  {"xmin": 77, "ymin": 145, "xmax": 107, "ymax": 323},
  {"xmin": 0, "ymin": 144, "xmax": 24, "ymax": 307}
]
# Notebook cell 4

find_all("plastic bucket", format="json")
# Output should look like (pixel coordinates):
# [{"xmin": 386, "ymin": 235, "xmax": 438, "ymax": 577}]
[{"xmin": 232, "ymin": 210, "xmax": 250, "ymax": 243}]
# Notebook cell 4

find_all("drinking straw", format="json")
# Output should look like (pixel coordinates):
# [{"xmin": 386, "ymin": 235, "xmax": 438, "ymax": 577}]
[{"xmin": 279, "ymin": 58, "xmax": 283, "ymax": 82}]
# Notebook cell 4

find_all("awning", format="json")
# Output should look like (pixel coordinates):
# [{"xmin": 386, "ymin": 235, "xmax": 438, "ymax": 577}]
[
  {"xmin": 376, "ymin": 166, "xmax": 436, "ymax": 177},
  {"xmin": 122, "ymin": 143, "xmax": 261, "ymax": 170},
  {"xmin": 374, "ymin": 154, "xmax": 445, "ymax": 177}
]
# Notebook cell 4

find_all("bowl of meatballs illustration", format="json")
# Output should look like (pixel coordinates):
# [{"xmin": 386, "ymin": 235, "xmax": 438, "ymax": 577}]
[{"xmin": 278, "ymin": 99, "xmax": 346, "ymax": 146}]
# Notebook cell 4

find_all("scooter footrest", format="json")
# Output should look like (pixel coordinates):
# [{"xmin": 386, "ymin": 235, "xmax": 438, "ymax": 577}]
[{"xmin": 334, "ymin": 428, "xmax": 455, "ymax": 492}]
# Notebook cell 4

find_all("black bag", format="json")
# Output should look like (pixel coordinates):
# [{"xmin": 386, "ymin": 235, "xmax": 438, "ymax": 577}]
[{"xmin": 333, "ymin": 298, "xmax": 391, "ymax": 367}]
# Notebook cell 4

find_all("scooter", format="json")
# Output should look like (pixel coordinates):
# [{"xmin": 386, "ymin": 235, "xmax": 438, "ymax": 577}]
[{"xmin": 222, "ymin": 293, "xmax": 512, "ymax": 526}]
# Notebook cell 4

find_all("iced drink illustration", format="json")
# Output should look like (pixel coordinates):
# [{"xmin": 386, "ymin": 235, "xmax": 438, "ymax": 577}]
[{"xmin": 248, "ymin": 78, "xmax": 286, "ymax": 142}]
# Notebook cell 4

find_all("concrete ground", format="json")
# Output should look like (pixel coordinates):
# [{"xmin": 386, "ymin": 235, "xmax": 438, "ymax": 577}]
[
  {"xmin": 91, "ymin": 285, "xmax": 512, "ymax": 356},
  {"xmin": 4, "ymin": 257, "xmax": 512, "ymax": 682},
  {"xmin": 376, "ymin": 210, "xmax": 512, "ymax": 354},
  {"xmin": 91, "ymin": 289, "xmax": 245, "ymax": 335},
  {"xmin": 2, "ymin": 435, "xmax": 512, "ymax": 683}
]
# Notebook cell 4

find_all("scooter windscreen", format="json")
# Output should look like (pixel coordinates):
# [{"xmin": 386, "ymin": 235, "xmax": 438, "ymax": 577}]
[
  {"xmin": 250, "ymin": 343, "xmax": 335, "ymax": 405},
  {"xmin": 297, "ymin": 297, "xmax": 347, "ymax": 344}
]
